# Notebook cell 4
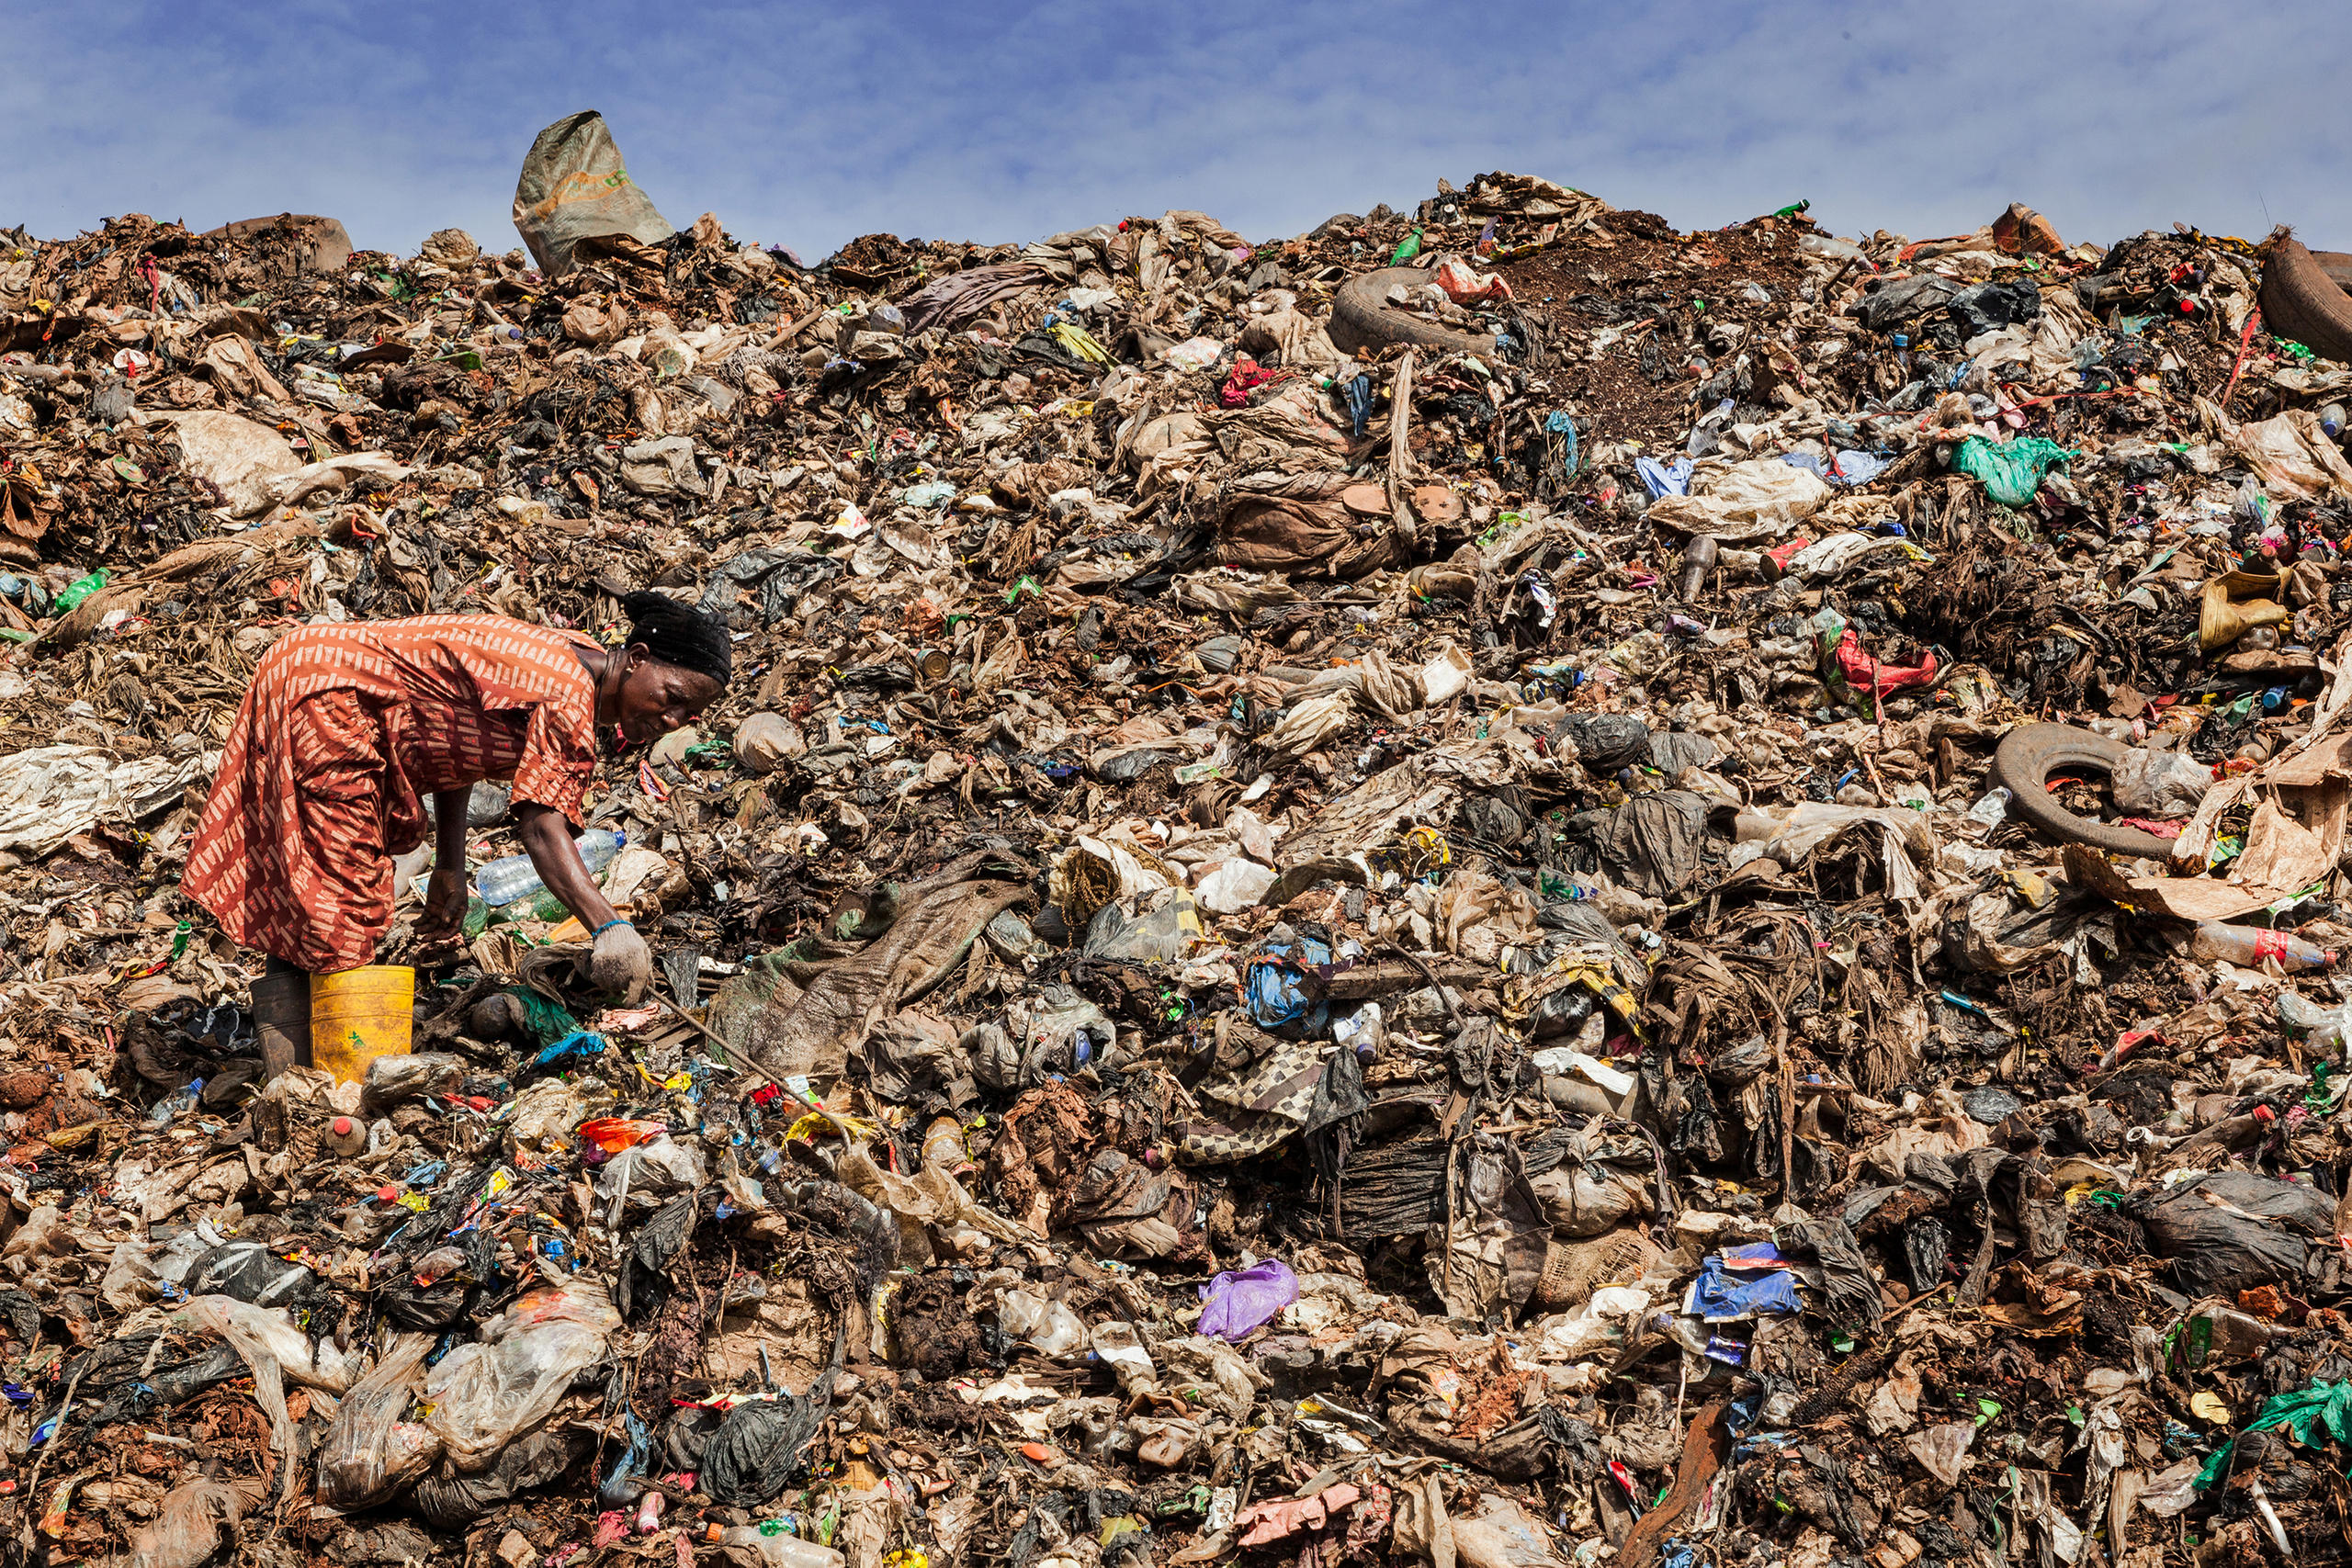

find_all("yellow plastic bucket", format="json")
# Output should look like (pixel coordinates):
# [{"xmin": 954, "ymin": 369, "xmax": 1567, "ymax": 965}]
[{"xmin": 311, "ymin": 964, "xmax": 414, "ymax": 1084}]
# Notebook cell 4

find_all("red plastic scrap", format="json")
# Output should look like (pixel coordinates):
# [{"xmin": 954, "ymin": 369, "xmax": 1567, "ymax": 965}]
[
  {"xmin": 1833, "ymin": 627, "xmax": 1939, "ymax": 697},
  {"xmin": 1219, "ymin": 356, "xmax": 1295, "ymax": 409}
]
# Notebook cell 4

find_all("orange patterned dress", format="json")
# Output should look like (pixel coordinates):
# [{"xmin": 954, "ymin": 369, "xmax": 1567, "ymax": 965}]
[{"xmin": 184, "ymin": 615, "xmax": 603, "ymax": 973}]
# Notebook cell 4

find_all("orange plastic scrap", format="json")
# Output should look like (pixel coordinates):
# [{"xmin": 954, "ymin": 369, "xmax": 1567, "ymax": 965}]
[{"xmin": 577, "ymin": 1116, "xmax": 667, "ymax": 1154}]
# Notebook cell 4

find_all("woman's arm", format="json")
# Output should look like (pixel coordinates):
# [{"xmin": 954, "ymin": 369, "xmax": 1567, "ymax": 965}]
[
  {"xmin": 418, "ymin": 786, "xmax": 476, "ymax": 939},
  {"xmin": 518, "ymin": 800, "xmax": 650, "ymax": 999},
  {"xmin": 515, "ymin": 801, "xmax": 621, "ymax": 931},
  {"xmin": 434, "ymin": 787, "xmax": 472, "ymax": 870}
]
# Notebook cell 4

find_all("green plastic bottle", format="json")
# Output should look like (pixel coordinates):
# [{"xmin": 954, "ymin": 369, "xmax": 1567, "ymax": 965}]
[
  {"xmin": 53, "ymin": 570, "xmax": 107, "ymax": 614},
  {"xmin": 1389, "ymin": 229, "xmax": 1424, "ymax": 265}
]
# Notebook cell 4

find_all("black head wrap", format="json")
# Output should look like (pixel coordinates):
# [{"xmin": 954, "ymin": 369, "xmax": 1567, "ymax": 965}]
[{"xmin": 620, "ymin": 592, "xmax": 732, "ymax": 688}]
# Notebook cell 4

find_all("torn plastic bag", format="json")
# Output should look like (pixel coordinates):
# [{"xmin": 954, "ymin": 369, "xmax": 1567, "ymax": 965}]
[
  {"xmin": 703, "ymin": 1359, "xmax": 842, "ymax": 1506},
  {"xmin": 1554, "ymin": 713, "xmax": 1651, "ymax": 770},
  {"xmin": 1237, "ymin": 1483, "xmax": 1363, "ymax": 1547},
  {"xmin": 1198, "ymin": 1259, "xmax": 1300, "ymax": 1340},
  {"xmin": 512, "ymin": 111, "xmax": 674, "ymax": 276},
  {"xmin": 1082, "ymin": 888, "xmax": 1204, "ymax": 963},
  {"xmin": 1193, "ymin": 858, "xmax": 1279, "ymax": 916},
  {"xmin": 413, "ymin": 1425, "xmax": 596, "ymax": 1529},
  {"xmin": 593, "ymin": 1136, "xmax": 707, "ymax": 1217},
  {"xmin": 1598, "ymin": 790, "xmax": 1709, "ymax": 898},
  {"xmin": 663, "ymin": 1404, "xmax": 728, "ymax": 1472},
  {"xmin": 1951, "ymin": 435, "xmax": 2075, "ymax": 507},
  {"xmin": 0, "ymin": 743, "xmax": 214, "ymax": 855},
  {"xmin": 115, "ymin": 1478, "xmax": 243, "ymax": 1568},
  {"xmin": 1153, "ymin": 1335, "xmax": 1268, "ymax": 1420},
  {"xmin": 1008, "ymin": 986, "xmax": 1118, "ymax": 1078},
  {"xmin": 1645, "ymin": 730, "xmax": 1723, "ymax": 775},
  {"xmin": 1946, "ymin": 277, "xmax": 2042, "ymax": 338},
  {"xmin": 318, "ymin": 1334, "xmax": 443, "ymax": 1508},
  {"xmin": 176, "ymin": 1294, "xmax": 359, "ymax": 1500},
  {"xmin": 1904, "ymin": 1420, "xmax": 1979, "ymax": 1488},
  {"xmin": 360, "ymin": 1052, "xmax": 470, "ymax": 1115},
  {"xmin": 708, "ymin": 851, "xmax": 1032, "ymax": 1084},
  {"xmin": 378, "ymin": 1227, "xmax": 498, "ymax": 1330},
  {"xmin": 1430, "ymin": 1134, "xmax": 1554, "ymax": 1318},
  {"xmin": 1244, "ymin": 931, "xmax": 1360, "ymax": 1034},
  {"xmin": 175, "ymin": 1295, "xmax": 356, "ymax": 1393},
  {"xmin": 183, "ymin": 1240, "xmax": 316, "ymax": 1308},
  {"xmin": 423, "ymin": 1281, "xmax": 621, "ymax": 1472},
  {"xmin": 2133, "ymin": 1172, "xmax": 2335, "ymax": 1296},
  {"xmin": 1638, "ymin": 455, "xmax": 1694, "ymax": 498},
  {"xmin": 1857, "ymin": 272, "xmax": 1960, "ymax": 332},
  {"xmin": 1527, "ymin": 1156, "xmax": 1654, "ymax": 1238},
  {"xmin": 2110, "ymin": 748, "xmax": 2211, "ymax": 818},
  {"xmin": 1645, "ymin": 457, "xmax": 1831, "ymax": 541},
  {"xmin": 1452, "ymin": 1494, "xmax": 1568, "ymax": 1568},
  {"xmin": 1775, "ymin": 1219, "xmax": 1883, "ymax": 1338},
  {"xmin": 1261, "ymin": 692, "xmax": 1357, "ymax": 758},
  {"xmin": 616, "ymin": 1190, "xmax": 701, "ymax": 1322},
  {"xmin": 999, "ymin": 1288, "xmax": 1089, "ymax": 1357},
  {"xmin": 1831, "ymin": 628, "xmax": 1939, "ymax": 700}
]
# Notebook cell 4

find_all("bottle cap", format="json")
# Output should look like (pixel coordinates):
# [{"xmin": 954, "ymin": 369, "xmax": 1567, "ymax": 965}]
[{"xmin": 333, "ymin": 1116, "xmax": 354, "ymax": 1135}]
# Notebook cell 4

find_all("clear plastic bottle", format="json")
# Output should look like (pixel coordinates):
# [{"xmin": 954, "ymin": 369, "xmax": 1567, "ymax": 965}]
[
  {"xmin": 1963, "ymin": 787, "xmax": 2012, "ymax": 830},
  {"xmin": 2190, "ymin": 922, "xmax": 2334, "ymax": 971},
  {"xmin": 922, "ymin": 1115, "xmax": 968, "ymax": 1173},
  {"xmin": 707, "ymin": 1526, "xmax": 844, "ymax": 1568},
  {"xmin": 475, "ymin": 829, "xmax": 625, "ymax": 907},
  {"xmin": 150, "ymin": 1078, "xmax": 204, "ymax": 1125},
  {"xmin": 2278, "ymin": 990, "xmax": 2352, "ymax": 1052}
]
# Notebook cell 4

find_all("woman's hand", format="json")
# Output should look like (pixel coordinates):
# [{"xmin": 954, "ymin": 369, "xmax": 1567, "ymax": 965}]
[
  {"xmin": 416, "ymin": 865, "xmax": 470, "ymax": 942},
  {"xmin": 591, "ymin": 920, "xmax": 654, "ymax": 1001}
]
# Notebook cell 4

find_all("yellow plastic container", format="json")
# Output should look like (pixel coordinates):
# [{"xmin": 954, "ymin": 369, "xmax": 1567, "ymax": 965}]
[{"xmin": 311, "ymin": 964, "xmax": 414, "ymax": 1084}]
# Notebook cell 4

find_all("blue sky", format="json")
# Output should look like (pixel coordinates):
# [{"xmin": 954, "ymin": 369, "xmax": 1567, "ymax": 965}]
[{"xmin": 6, "ymin": 1, "xmax": 2346, "ymax": 262}]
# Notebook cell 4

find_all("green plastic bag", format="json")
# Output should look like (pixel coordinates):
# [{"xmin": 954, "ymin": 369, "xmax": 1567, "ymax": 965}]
[
  {"xmin": 2195, "ymin": 1379, "xmax": 2352, "ymax": 1491},
  {"xmin": 1952, "ymin": 436, "xmax": 2077, "ymax": 507}
]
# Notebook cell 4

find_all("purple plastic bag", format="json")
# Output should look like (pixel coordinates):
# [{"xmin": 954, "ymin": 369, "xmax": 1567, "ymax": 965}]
[{"xmin": 1197, "ymin": 1259, "xmax": 1299, "ymax": 1341}]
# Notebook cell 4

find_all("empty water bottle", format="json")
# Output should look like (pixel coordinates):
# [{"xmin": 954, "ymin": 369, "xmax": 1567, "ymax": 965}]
[
  {"xmin": 2190, "ymin": 922, "xmax": 2334, "ymax": 971},
  {"xmin": 476, "ymin": 829, "xmax": 625, "ymax": 907},
  {"xmin": 150, "ymin": 1078, "xmax": 204, "ymax": 1125},
  {"xmin": 2278, "ymin": 990, "xmax": 2352, "ymax": 1052},
  {"xmin": 705, "ymin": 1526, "xmax": 842, "ymax": 1568},
  {"xmin": 1963, "ymin": 787, "xmax": 2012, "ymax": 829}
]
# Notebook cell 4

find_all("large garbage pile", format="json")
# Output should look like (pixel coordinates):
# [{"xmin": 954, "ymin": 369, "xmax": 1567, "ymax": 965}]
[{"xmin": 9, "ymin": 118, "xmax": 2352, "ymax": 1568}]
